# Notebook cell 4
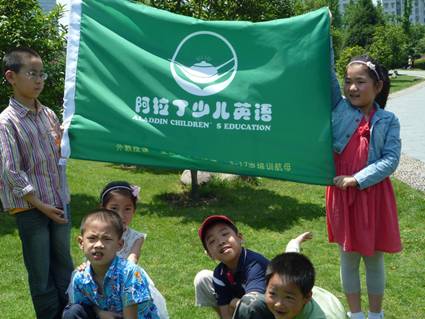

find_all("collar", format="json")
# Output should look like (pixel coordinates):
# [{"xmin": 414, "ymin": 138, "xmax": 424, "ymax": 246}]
[
  {"xmin": 9, "ymin": 97, "xmax": 43, "ymax": 117},
  {"xmin": 82, "ymin": 255, "xmax": 120, "ymax": 284},
  {"xmin": 294, "ymin": 298, "xmax": 313, "ymax": 319},
  {"xmin": 221, "ymin": 247, "xmax": 247, "ymax": 277}
]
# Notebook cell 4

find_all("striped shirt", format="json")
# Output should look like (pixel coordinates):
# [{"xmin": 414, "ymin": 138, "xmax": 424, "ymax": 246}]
[{"xmin": 0, "ymin": 98, "xmax": 68, "ymax": 211}]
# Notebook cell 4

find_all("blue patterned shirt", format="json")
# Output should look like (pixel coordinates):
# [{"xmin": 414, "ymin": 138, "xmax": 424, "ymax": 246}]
[{"xmin": 69, "ymin": 256, "xmax": 159, "ymax": 318}]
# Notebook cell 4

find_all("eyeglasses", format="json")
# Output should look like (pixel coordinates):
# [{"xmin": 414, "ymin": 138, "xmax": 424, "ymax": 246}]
[{"xmin": 23, "ymin": 71, "xmax": 48, "ymax": 81}]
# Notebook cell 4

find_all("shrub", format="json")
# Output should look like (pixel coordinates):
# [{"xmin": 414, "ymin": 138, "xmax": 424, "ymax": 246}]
[
  {"xmin": 336, "ymin": 45, "xmax": 367, "ymax": 78},
  {"xmin": 414, "ymin": 58, "xmax": 425, "ymax": 70},
  {"xmin": 0, "ymin": 0, "xmax": 66, "ymax": 117}
]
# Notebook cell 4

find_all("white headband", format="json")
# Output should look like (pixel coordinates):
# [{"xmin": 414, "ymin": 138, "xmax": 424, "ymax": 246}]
[
  {"xmin": 348, "ymin": 60, "xmax": 380, "ymax": 80},
  {"xmin": 101, "ymin": 185, "xmax": 140, "ymax": 203}
]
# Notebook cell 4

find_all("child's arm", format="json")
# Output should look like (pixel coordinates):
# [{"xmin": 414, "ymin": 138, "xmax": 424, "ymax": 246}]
[
  {"xmin": 330, "ymin": 38, "xmax": 342, "ymax": 110},
  {"xmin": 352, "ymin": 115, "xmax": 400, "ymax": 190},
  {"xmin": 218, "ymin": 304, "xmax": 234, "ymax": 319},
  {"xmin": 127, "ymin": 237, "xmax": 144, "ymax": 264},
  {"xmin": 23, "ymin": 192, "xmax": 68, "ymax": 224},
  {"xmin": 285, "ymin": 231, "xmax": 313, "ymax": 253}
]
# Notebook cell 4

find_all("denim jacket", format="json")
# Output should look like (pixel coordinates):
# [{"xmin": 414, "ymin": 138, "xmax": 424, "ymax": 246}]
[{"xmin": 331, "ymin": 65, "xmax": 401, "ymax": 190}]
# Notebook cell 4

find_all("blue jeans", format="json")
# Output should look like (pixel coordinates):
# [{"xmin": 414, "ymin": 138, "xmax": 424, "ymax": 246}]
[{"xmin": 15, "ymin": 208, "xmax": 74, "ymax": 319}]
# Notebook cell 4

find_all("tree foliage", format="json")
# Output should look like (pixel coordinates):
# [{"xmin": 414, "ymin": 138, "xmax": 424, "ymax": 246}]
[
  {"xmin": 407, "ymin": 24, "xmax": 425, "ymax": 58},
  {"xmin": 336, "ymin": 45, "xmax": 367, "ymax": 78},
  {"xmin": 402, "ymin": 0, "xmax": 413, "ymax": 35},
  {"xmin": 343, "ymin": 0, "xmax": 384, "ymax": 48},
  {"xmin": 140, "ymin": 0, "xmax": 296, "ymax": 21},
  {"xmin": 369, "ymin": 25, "xmax": 408, "ymax": 69},
  {"xmin": 0, "ymin": 0, "xmax": 66, "ymax": 115}
]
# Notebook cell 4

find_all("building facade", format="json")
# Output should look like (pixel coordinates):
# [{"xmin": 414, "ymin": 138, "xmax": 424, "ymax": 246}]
[
  {"xmin": 39, "ymin": 0, "xmax": 56, "ymax": 12},
  {"xmin": 339, "ymin": 0, "xmax": 425, "ymax": 24}
]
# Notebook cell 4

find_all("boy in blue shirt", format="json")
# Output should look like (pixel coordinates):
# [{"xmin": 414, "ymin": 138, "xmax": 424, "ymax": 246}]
[{"xmin": 63, "ymin": 209, "xmax": 159, "ymax": 319}]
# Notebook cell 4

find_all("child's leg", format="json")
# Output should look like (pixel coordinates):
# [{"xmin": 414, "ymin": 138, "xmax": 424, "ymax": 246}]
[
  {"xmin": 62, "ymin": 304, "xmax": 97, "ymax": 319},
  {"xmin": 363, "ymin": 252, "xmax": 385, "ymax": 316},
  {"xmin": 194, "ymin": 270, "xmax": 218, "ymax": 312},
  {"xmin": 15, "ymin": 209, "xmax": 63, "ymax": 319},
  {"xmin": 340, "ymin": 248, "xmax": 363, "ymax": 314}
]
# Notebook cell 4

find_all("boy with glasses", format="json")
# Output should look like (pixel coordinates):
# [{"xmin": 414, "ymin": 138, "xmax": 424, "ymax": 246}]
[{"xmin": 0, "ymin": 47, "xmax": 74, "ymax": 319}]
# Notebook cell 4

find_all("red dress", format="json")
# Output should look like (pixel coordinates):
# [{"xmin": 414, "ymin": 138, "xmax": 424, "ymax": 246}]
[{"xmin": 326, "ymin": 112, "xmax": 402, "ymax": 256}]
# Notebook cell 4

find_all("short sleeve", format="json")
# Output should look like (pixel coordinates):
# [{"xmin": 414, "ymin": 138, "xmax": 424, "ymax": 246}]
[
  {"xmin": 122, "ymin": 266, "xmax": 152, "ymax": 307},
  {"xmin": 243, "ymin": 262, "xmax": 267, "ymax": 294},
  {"xmin": 69, "ymin": 272, "xmax": 92, "ymax": 305}
]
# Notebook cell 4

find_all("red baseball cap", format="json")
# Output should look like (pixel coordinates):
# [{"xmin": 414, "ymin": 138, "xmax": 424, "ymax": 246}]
[{"xmin": 198, "ymin": 215, "xmax": 238, "ymax": 248}]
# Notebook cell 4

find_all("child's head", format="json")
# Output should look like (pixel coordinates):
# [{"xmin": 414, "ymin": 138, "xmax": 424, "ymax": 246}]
[
  {"xmin": 2, "ymin": 47, "xmax": 46, "ymax": 101},
  {"xmin": 265, "ymin": 253, "xmax": 315, "ymax": 319},
  {"xmin": 344, "ymin": 55, "xmax": 390, "ymax": 110},
  {"xmin": 100, "ymin": 181, "xmax": 139, "ymax": 229},
  {"xmin": 79, "ymin": 209, "xmax": 124, "ymax": 271},
  {"xmin": 198, "ymin": 215, "xmax": 243, "ymax": 265}
]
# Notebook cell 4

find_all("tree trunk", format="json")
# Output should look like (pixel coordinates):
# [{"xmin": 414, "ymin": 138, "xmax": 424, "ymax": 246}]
[{"xmin": 190, "ymin": 170, "xmax": 200, "ymax": 201}]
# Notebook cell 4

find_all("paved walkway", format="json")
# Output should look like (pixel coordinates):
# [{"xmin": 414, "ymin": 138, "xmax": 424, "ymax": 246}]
[
  {"xmin": 386, "ymin": 69, "xmax": 425, "ymax": 163},
  {"xmin": 386, "ymin": 69, "xmax": 425, "ymax": 192}
]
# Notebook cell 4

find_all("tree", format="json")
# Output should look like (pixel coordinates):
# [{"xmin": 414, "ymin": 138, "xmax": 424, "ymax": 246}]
[
  {"xmin": 369, "ymin": 25, "xmax": 408, "ymax": 69},
  {"xmin": 140, "ymin": 0, "xmax": 295, "ymax": 21},
  {"xmin": 402, "ymin": 0, "xmax": 413, "ymax": 35},
  {"xmin": 0, "ymin": 0, "xmax": 66, "ymax": 115},
  {"xmin": 407, "ymin": 24, "xmax": 425, "ymax": 58},
  {"xmin": 343, "ymin": 0, "xmax": 384, "ymax": 49},
  {"xmin": 294, "ymin": 0, "xmax": 342, "ymax": 28},
  {"xmin": 336, "ymin": 45, "xmax": 367, "ymax": 78},
  {"xmin": 372, "ymin": 26, "xmax": 408, "ymax": 69}
]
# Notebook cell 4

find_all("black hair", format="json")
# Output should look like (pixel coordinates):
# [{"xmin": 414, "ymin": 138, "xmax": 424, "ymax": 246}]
[
  {"xmin": 80, "ymin": 208, "xmax": 124, "ymax": 239},
  {"xmin": 2, "ymin": 47, "xmax": 41, "ymax": 76},
  {"xmin": 100, "ymin": 181, "xmax": 137, "ymax": 208},
  {"xmin": 347, "ymin": 55, "xmax": 390, "ymax": 108},
  {"xmin": 265, "ymin": 252, "xmax": 315, "ymax": 298}
]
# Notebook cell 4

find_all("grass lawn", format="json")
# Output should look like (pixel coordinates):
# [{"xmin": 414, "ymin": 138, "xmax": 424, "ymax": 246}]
[
  {"xmin": 390, "ymin": 74, "xmax": 425, "ymax": 93},
  {"xmin": 0, "ymin": 74, "xmax": 424, "ymax": 318},
  {"xmin": 0, "ymin": 159, "xmax": 424, "ymax": 319}
]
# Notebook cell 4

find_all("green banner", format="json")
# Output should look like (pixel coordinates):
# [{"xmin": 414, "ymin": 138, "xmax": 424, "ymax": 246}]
[{"xmin": 62, "ymin": 0, "xmax": 334, "ymax": 185}]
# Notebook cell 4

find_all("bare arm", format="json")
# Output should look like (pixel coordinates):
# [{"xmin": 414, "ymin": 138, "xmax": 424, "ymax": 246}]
[
  {"xmin": 218, "ymin": 304, "xmax": 234, "ymax": 319},
  {"xmin": 127, "ymin": 237, "xmax": 144, "ymax": 264},
  {"xmin": 23, "ymin": 193, "xmax": 67, "ymax": 224}
]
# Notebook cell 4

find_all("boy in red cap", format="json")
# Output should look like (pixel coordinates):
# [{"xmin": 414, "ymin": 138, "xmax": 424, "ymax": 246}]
[{"xmin": 194, "ymin": 215, "xmax": 312, "ymax": 319}]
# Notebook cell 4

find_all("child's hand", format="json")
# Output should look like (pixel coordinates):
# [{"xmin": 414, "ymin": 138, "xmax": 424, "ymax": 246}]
[
  {"xmin": 77, "ymin": 261, "xmax": 89, "ymax": 272},
  {"xmin": 41, "ymin": 204, "xmax": 68, "ymax": 224},
  {"xmin": 333, "ymin": 175, "xmax": 358, "ymax": 189}
]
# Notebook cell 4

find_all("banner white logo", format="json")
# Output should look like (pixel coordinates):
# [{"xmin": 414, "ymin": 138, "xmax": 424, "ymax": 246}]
[{"xmin": 170, "ymin": 31, "xmax": 238, "ymax": 96}]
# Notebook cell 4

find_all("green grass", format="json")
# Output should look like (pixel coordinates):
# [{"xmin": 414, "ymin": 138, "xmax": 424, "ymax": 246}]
[
  {"xmin": 0, "ymin": 159, "xmax": 424, "ymax": 319},
  {"xmin": 390, "ymin": 74, "xmax": 425, "ymax": 93}
]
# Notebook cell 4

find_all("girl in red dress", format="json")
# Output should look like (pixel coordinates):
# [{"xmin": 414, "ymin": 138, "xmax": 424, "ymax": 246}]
[{"xmin": 327, "ymin": 55, "xmax": 401, "ymax": 319}]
